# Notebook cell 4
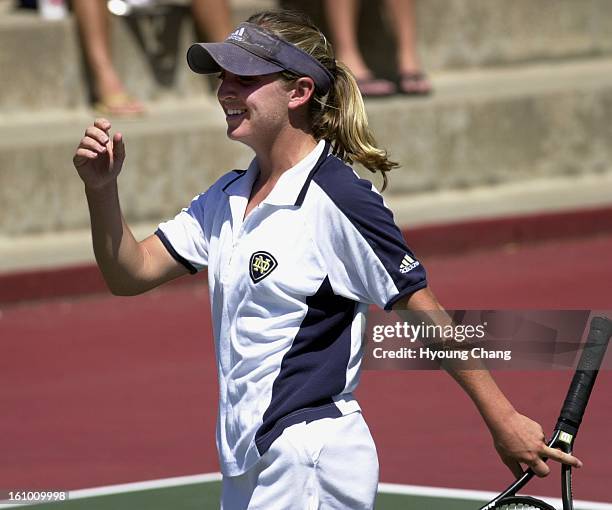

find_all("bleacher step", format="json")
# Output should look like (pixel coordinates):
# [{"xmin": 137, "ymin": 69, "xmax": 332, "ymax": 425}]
[
  {"xmin": 2, "ymin": 0, "xmax": 612, "ymax": 113},
  {"xmin": 0, "ymin": 0, "xmax": 276, "ymax": 114}
]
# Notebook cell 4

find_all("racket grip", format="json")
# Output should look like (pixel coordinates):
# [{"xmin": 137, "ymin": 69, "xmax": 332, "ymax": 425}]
[{"xmin": 555, "ymin": 316, "xmax": 612, "ymax": 435}]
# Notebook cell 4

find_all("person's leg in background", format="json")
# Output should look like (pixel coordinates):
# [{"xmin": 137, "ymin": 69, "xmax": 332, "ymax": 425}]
[
  {"xmin": 191, "ymin": 0, "xmax": 232, "ymax": 42},
  {"xmin": 323, "ymin": 0, "xmax": 396, "ymax": 97},
  {"xmin": 72, "ymin": 0, "xmax": 145, "ymax": 115},
  {"xmin": 385, "ymin": 0, "xmax": 431, "ymax": 95}
]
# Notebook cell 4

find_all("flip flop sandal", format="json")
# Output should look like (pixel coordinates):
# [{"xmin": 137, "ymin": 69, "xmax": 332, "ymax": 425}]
[
  {"xmin": 399, "ymin": 71, "xmax": 432, "ymax": 96},
  {"xmin": 356, "ymin": 76, "xmax": 397, "ymax": 97},
  {"xmin": 94, "ymin": 93, "xmax": 146, "ymax": 117}
]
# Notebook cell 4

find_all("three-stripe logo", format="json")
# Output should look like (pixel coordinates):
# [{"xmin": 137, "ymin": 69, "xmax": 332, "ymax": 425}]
[
  {"xmin": 228, "ymin": 27, "xmax": 246, "ymax": 41},
  {"xmin": 399, "ymin": 254, "xmax": 420, "ymax": 274}
]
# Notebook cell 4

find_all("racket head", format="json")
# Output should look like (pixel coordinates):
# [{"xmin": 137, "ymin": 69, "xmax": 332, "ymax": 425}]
[{"xmin": 488, "ymin": 495, "xmax": 557, "ymax": 509}]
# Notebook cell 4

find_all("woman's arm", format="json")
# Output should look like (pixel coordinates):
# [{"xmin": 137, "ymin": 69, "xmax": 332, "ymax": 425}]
[
  {"xmin": 74, "ymin": 118, "xmax": 187, "ymax": 295},
  {"xmin": 394, "ymin": 287, "xmax": 582, "ymax": 477}
]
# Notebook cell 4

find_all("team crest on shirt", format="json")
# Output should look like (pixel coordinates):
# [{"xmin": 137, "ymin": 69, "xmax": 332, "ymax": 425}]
[{"xmin": 249, "ymin": 251, "xmax": 278, "ymax": 283}]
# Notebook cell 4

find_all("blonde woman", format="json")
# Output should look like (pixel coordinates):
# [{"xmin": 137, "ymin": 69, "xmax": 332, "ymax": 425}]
[{"xmin": 73, "ymin": 10, "xmax": 581, "ymax": 509}]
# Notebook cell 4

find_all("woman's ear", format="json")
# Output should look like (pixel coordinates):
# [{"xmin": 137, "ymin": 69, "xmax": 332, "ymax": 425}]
[{"xmin": 288, "ymin": 77, "xmax": 316, "ymax": 110}]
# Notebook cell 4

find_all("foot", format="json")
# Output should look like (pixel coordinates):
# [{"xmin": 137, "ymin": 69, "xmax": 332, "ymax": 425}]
[
  {"xmin": 336, "ymin": 54, "xmax": 397, "ymax": 97},
  {"xmin": 355, "ymin": 73, "xmax": 397, "ymax": 97},
  {"xmin": 399, "ymin": 71, "xmax": 432, "ymax": 96},
  {"xmin": 94, "ymin": 92, "xmax": 145, "ymax": 117}
]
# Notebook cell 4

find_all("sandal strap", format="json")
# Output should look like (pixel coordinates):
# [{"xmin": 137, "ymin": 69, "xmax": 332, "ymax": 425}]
[{"xmin": 400, "ymin": 71, "xmax": 428, "ymax": 81}]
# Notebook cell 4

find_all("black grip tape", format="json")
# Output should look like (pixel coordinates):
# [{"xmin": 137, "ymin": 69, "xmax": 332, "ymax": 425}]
[{"xmin": 556, "ymin": 316, "xmax": 612, "ymax": 433}]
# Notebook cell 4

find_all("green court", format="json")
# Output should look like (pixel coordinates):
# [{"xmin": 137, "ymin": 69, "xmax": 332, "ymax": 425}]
[
  {"xmin": 3, "ymin": 478, "xmax": 608, "ymax": 510},
  {"xmin": 0, "ymin": 481, "xmax": 494, "ymax": 510}
]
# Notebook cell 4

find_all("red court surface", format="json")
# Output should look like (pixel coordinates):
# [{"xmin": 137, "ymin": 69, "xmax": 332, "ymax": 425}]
[{"xmin": 1, "ymin": 233, "xmax": 611, "ymax": 501}]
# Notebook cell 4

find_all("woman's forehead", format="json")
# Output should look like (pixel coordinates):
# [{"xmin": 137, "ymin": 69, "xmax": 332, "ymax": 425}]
[{"xmin": 219, "ymin": 70, "xmax": 281, "ymax": 81}]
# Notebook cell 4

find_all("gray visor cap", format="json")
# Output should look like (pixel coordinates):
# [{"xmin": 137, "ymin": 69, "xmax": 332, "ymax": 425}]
[
  {"xmin": 186, "ymin": 22, "xmax": 333, "ymax": 93},
  {"xmin": 187, "ymin": 42, "xmax": 284, "ymax": 76}
]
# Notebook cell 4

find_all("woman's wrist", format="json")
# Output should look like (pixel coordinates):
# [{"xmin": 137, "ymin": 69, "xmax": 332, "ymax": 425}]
[{"xmin": 84, "ymin": 179, "xmax": 118, "ymax": 200}]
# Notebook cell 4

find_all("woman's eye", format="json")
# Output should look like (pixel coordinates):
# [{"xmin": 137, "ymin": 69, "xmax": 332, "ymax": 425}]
[
  {"xmin": 215, "ymin": 73, "xmax": 259, "ymax": 86},
  {"xmin": 237, "ymin": 75, "xmax": 257, "ymax": 84}
]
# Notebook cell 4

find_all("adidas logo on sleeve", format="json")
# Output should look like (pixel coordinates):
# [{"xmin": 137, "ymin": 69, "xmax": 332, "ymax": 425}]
[{"xmin": 399, "ymin": 254, "xmax": 420, "ymax": 274}]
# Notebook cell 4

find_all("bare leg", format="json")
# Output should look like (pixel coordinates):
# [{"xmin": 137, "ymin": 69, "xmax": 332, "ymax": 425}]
[
  {"xmin": 191, "ymin": 0, "xmax": 233, "ymax": 41},
  {"xmin": 323, "ymin": 0, "xmax": 369, "ymax": 77},
  {"xmin": 323, "ymin": 0, "xmax": 395, "ymax": 96},
  {"xmin": 72, "ymin": 0, "xmax": 144, "ymax": 113},
  {"xmin": 385, "ymin": 0, "xmax": 431, "ymax": 94}
]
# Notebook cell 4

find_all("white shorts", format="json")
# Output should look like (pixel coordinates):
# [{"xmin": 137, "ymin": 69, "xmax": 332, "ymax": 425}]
[{"xmin": 220, "ymin": 411, "xmax": 379, "ymax": 510}]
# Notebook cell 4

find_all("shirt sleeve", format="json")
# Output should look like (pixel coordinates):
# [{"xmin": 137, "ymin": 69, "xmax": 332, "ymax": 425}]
[
  {"xmin": 155, "ymin": 192, "xmax": 209, "ymax": 274},
  {"xmin": 312, "ymin": 169, "xmax": 427, "ymax": 310}
]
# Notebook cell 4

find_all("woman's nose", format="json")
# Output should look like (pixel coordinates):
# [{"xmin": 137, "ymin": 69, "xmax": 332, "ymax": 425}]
[{"xmin": 217, "ymin": 78, "xmax": 236, "ymax": 101}]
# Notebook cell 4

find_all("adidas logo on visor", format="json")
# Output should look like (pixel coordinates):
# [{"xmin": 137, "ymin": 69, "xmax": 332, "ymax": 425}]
[
  {"xmin": 399, "ymin": 254, "xmax": 420, "ymax": 274},
  {"xmin": 228, "ymin": 27, "xmax": 246, "ymax": 42}
]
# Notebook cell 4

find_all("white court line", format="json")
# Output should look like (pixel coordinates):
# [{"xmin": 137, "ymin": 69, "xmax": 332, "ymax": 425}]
[{"xmin": 1, "ymin": 474, "xmax": 610, "ymax": 509}]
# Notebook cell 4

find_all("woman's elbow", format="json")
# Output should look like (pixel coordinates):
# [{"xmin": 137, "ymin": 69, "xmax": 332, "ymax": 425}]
[{"xmin": 104, "ymin": 276, "xmax": 148, "ymax": 297}]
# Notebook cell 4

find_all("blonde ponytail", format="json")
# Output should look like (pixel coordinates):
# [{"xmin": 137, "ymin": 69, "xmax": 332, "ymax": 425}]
[
  {"xmin": 248, "ymin": 10, "xmax": 398, "ymax": 191},
  {"xmin": 313, "ymin": 61, "xmax": 397, "ymax": 190}
]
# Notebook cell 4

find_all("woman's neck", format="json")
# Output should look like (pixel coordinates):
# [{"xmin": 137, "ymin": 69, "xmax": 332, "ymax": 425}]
[
  {"xmin": 242, "ymin": 129, "xmax": 319, "ymax": 220},
  {"xmin": 254, "ymin": 130, "xmax": 318, "ymax": 183}
]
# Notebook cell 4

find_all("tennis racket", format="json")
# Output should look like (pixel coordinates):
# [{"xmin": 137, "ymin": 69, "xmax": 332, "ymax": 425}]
[{"xmin": 480, "ymin": 315, "xmax": 612, "ymax": 510}]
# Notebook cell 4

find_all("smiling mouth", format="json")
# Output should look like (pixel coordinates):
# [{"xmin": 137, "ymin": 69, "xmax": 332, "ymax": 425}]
[{"xmin": 226, "ymin": 108, "xmax": 247, "ymax": 118}]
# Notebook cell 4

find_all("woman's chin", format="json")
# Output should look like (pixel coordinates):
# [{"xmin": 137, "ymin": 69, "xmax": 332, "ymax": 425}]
[
  {"xmin": 226, "ymin": 128, "xmax": 242, "ymax": 141},
  {"xmin": 226, "ymin": 127, "xmax": 253, "ymax": 144}
]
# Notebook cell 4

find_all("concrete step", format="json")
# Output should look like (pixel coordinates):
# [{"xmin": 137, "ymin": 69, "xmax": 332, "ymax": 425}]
[
  {"xmin": 2, "ymin": 0, "xmax": 612, "ymax": 113},
  {"xmin": 1, "ymin": 57, "xmax": 612, "ymax": 237},
  {"xmin": 357, "ymin": 0, "xmax": 612, "ymax": 78},
  {"xmin": 0, "ymin": 0, "xmax": 276, "ymax": 114}
]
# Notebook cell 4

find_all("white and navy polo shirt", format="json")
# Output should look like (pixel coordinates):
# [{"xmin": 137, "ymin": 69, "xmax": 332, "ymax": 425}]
[{"xmin": 156, "ymin": 140, "xmax": 427, "ymax": 476}]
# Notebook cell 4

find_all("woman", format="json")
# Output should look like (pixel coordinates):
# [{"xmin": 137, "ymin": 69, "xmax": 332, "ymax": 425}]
[{"xmin": 73, "ymin": 10, "xmax": 581, "ymax": 509}]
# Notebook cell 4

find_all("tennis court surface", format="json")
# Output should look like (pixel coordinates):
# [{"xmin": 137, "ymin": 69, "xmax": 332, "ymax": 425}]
[
  {"xmin": 2, "ymin": 226, "xmax": 612, "ymax": 509},
  {"xmin": 1, "ymin": 475, "xmax": 611, "ymax": 509}
]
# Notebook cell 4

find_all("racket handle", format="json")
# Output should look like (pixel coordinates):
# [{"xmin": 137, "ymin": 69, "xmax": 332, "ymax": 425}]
[{"xmin": 555, "ymin": 316, "xmax": 612, "ymax": 435}]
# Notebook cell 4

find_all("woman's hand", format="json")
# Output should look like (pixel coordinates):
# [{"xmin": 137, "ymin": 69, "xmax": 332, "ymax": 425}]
[
  {"xmin": 73, "ymin": 118, "xmax": 125, "ymax": 190},
  {"xmin": 491, "ymin": 410, "xmax": 582, "ymax": 478}
]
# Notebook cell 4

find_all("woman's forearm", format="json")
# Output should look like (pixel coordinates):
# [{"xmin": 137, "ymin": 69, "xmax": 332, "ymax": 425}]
[
  {"xmin": 85, "ymin": 182, "xmax": 148, "ymax": 295},
  {"xmin": 445, "ymin": 367, "xmax": 516, "ymax": 431}
]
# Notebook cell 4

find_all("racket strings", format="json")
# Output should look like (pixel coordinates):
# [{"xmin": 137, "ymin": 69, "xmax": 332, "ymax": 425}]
[
  {"xmin": 493, "ymin": 496, "xmax": 556, "ymax": 510},
  {"xmin": 497, "ymin": 505, "xmax": 548, "ymax": 510}
]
